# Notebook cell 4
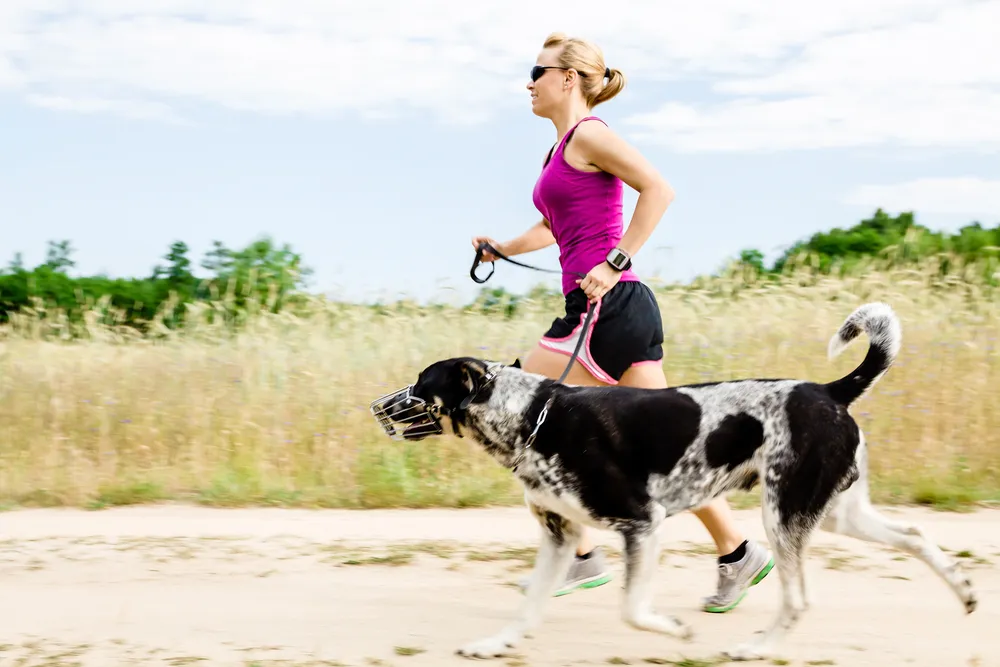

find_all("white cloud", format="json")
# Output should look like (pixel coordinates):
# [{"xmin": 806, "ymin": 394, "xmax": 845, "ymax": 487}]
[
  {"xmin": 1, "ymin": 0, "xmax": 998, "ymax": 153},
  {"xmin": 845, "ymin": 178, "xmax": 1000, "ymax": 219},
  {"xmin": 626, "ymin": 1, "xmax": 1000, "ymax": 152},
  {"xmin": 26, "ymin": 94, "xmax": 185, "ymax": 123}
]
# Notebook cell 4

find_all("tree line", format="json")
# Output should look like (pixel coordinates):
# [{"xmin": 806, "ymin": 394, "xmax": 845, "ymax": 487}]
[
  {"xmin": 0, "ymin": 236, "xmax": 311, "ymax": 329},
  {"xmin": 3, "ymin": 209, "xmax": 999, "ymax": 330},
  {"xmin": 734, "ymin": 209, "xmax": 1000, "ymax": 277}
]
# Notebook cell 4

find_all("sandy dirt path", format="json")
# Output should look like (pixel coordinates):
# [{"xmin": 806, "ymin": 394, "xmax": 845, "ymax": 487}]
[{"xmin": 1, "ymin": 505, "xmax": 996, "ymax": 666}]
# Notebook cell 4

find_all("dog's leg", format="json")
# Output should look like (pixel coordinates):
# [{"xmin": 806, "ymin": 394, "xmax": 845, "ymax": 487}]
[
  {"xmin": 820, "ymin": 442, "xmax": 977, "ymax": 614},
  {"xmin": 797, "ymin": 562, "xmax": 810, "ymax": 611},
  {"xmin": 620, "ymin": 523, "xmax": 693, "ymax": 640},
  {"xmin": 725, "ymin": 493, "xmax": 809, "ymax": 662},
  {"xmin": 456, "ymin": 504, "xmax": 580, "ymax": 659}
]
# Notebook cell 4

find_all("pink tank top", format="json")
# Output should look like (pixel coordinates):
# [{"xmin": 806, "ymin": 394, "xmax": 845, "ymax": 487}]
[{"xmin": 532, "ymin": 116, "xmax": 640, "ymax": 296}]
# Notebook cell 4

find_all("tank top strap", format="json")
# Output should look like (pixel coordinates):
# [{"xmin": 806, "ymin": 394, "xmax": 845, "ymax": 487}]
[
  {"xmin": 563, "ymin": 115, "xmax": 606, "ymax": 147},
  {"xmin": 544, "ymin": 116, "xmax": 606, "ymax": 167}
]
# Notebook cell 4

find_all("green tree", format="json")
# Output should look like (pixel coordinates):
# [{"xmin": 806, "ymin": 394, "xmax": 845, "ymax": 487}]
[
  {"xmin": 204, "ymin": 236, "xmax": 312, "ymax": 311},
  {"xmin": 43, "ymin": 240, "xmax": 75, "ymax": 273},
  {"xmin": 5, "ymin": 252, "xmax": 24, "ymax": 274},
  {"xmin": 737, "ymin": 249, "xmax": 766, "ymax": 273},
  {"xmin": 152, "ymin": 241, "xmax": 197, "ymax": 289},
  {"xmin": 200, "ymin": 240, "xmax": 234, "ymax": 275}
]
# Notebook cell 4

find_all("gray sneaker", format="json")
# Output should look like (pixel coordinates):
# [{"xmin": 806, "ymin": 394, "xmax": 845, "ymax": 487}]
[
  {"xmin": 701, "ymin": 540, "xmax": 774, "ymax": 613},
  {"xmin": 518, "ymin": 547, "xmax": 613, "ymax": 597}
]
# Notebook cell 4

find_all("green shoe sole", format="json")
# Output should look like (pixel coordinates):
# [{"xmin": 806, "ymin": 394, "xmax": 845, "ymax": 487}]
[
  {"xmin": 703, "ymin": 556, "xmax": 775, "ymax": 614},
  {"xmin": 553, "ymin": 573, "xmax": 613, "ymax": 597}
]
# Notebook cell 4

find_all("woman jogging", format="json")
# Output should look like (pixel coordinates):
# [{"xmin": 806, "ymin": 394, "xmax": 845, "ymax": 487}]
[{"xmin": 471, "ymin": 32, "xmax": 773, "ymax": 613}]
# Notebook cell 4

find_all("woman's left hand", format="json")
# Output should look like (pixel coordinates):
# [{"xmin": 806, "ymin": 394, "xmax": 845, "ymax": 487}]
[{"xmin": 577, "ymin": 261, "xmax": 622, "ymax": 303}]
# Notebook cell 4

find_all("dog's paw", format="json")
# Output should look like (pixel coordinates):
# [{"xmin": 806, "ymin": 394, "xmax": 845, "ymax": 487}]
[
  {"xmin": 623, "ymin": 612, "xmax": 693, "ymax": 641},
  {"xmin": 456, "ymin": 635, "xmax": 517, "ymax": 660},
  {"xmin": 667, "ymin": 617, "xmax": 695, "ymax": 642},
  {"xmin": 957, "ymin": 573, "xmax": 978, "ymax": 614},
  {"xmin": 965, "ymin": 587, "xmax": 978, "ymax": 614},
  {"xmin": 722, "ymin": 641, "xmax": 771, "ymax": 662}
]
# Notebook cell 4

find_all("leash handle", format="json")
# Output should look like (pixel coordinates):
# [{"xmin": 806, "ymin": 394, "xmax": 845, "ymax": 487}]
[
  {"xmin": 471, "ymin": 241, "xmax": 585, "ymax": 283},
  {"xmin": 470, "ymin": 243, "xmax": 497, "ymax": 284}
]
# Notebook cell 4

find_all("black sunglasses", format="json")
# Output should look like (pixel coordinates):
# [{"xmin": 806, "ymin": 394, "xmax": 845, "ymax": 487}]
[{"xmin": 530, "ymin": 65, "xmax": 588, "ymax": 82}]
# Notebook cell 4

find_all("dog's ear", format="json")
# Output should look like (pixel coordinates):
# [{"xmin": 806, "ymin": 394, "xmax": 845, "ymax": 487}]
[
  {"xmin": 511, "ymin": 358, "xmax": 521, "ymax": 369},
  {"xmin": 458, "ymin": 358, "xmax": 489, "ymax": 394}
]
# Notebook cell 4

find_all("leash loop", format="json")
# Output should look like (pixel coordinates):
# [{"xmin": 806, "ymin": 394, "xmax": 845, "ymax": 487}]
[{"xmin": 470, "ymin": 244, "xmax": 497, "ymax": 283}]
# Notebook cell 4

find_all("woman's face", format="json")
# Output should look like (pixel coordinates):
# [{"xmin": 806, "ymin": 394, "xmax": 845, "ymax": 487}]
[{"xmin": 527, "ymin": 47, "xmax": 570, "ymax": 118}]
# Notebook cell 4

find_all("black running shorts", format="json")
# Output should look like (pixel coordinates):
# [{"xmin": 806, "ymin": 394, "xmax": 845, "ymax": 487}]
[{"xmin": 539, "ymin": 280, "xmax": 664, "ymax": 384}]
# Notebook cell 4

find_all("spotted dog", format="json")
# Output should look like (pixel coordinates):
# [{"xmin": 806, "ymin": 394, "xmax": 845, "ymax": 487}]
[{"xmin": 379, "ymin": 302, "xmax": 978, "ymax": 661}]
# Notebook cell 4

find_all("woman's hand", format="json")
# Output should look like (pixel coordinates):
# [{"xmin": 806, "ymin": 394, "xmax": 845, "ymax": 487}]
[
  {"xmin": 471, "ymin": 236, "xmax": 504, "ymax": 262},
  {"xmin": 577, "ymin": 261, "xmax": 622, "ymax": 303}
]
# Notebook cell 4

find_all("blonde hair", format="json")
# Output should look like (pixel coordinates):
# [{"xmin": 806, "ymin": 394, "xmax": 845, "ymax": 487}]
[{"xmin": 543, "ymin": 32, "xmax": 626, "ymax": 107}]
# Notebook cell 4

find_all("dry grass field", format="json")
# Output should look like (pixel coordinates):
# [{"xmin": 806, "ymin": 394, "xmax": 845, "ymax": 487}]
[{"xmin": 1, "ymin": 256, "xmax": 998, "ymax": 511}]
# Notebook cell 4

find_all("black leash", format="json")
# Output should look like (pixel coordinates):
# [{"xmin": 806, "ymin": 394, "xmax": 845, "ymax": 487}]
[
  {"xmin": 469, "ymin": 241, "xmax": 595, "ymax": 386},
  {"xmin": 469, "ymin": 242, "xmax": 569, "ymax": 284}
]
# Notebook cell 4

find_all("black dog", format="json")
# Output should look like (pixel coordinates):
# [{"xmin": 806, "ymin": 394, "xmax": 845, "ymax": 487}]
[{"xmin": 375, "ymin": 302, "xmax": 977, "ymax": 661}]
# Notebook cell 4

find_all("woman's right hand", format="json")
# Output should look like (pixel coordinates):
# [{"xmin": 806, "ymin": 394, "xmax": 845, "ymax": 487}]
[{"xmin": 471, "ymin": 236, "xmax": 504, "ymax": 262}]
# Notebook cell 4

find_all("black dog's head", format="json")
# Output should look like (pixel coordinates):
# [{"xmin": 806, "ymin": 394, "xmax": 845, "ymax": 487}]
[{"xmin": 379, "ymin": 356, "xmax": 519, "ymax": 441}]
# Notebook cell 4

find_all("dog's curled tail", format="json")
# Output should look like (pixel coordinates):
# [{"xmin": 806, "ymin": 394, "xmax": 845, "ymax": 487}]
[{"xmin": 825, "ymin": 301, "xmax": 902, "ymax": 407}]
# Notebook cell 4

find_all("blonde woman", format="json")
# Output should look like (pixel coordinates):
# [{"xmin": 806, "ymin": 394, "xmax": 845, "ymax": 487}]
[{"xmin": 472, "ymin": 32, "xmax": 773, "ymax": 612}]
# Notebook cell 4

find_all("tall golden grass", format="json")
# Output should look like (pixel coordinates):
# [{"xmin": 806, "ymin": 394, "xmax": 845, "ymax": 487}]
[{"xmin": 1, "ymin": 253, "xmax": 998, "ymax": 510}]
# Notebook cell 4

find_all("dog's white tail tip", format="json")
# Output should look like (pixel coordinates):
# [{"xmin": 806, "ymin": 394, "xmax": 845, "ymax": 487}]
[
  {"xmin": 827, "ymin": 334, "xmax": 849, "ymax": 360},
  {"xmin": 828, "ymin": 301, "xmax": 899, "ymax": 359}
]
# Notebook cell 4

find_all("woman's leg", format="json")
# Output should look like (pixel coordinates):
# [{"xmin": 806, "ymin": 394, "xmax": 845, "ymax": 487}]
[
  {"xmin": 691, "ymin": 498, "xmax": 747, "ymax": 555},
  {"xmin": 618, "ymin": 362, "xmax": 774, "ymax": 612}
]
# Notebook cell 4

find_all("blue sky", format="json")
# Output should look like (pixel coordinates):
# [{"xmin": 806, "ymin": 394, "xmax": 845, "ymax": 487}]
[{"xmin": 3, "ymin": 1, "xmax": 999, "ymax": 305}]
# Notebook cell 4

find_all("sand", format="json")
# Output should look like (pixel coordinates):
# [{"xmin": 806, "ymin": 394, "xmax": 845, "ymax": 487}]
[{"xmin": 1, "ymin": 504, "xmax": 996, "ymax": 666}]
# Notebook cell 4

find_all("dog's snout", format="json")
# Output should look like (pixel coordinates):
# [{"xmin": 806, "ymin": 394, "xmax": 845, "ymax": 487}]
[
  {"xmin": 381, "ymin": 390, "xmax": 427, "ymax": 422},
  {"xmin": 385, "ymin": 398, "xmax": 413, "ymax": 419},
  {"xmin": 397, "ymin": 397, "xmax": 421, "ymax": 414}
]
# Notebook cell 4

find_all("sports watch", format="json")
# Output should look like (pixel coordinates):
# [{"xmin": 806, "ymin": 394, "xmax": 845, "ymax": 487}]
[{"xmin": 605, "ymin": 247, "xmax": 632, "ymax": 272}]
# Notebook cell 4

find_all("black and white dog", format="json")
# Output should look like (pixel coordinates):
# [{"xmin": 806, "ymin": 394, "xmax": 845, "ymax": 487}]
[{"xmin": 375, "ymin": 302, "xmax": 977, "ymax": 661}]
